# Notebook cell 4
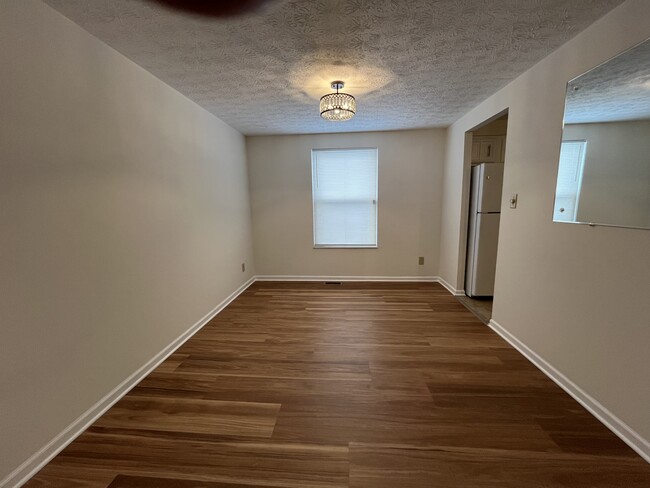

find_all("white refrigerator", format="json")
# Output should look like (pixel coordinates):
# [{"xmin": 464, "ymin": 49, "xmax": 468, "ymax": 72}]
[{"xmin": 465, "ymin": 163, "xmax": 504, "ymax": 297}]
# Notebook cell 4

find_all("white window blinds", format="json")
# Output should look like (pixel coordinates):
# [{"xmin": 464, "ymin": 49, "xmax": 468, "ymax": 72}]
[
  {"xmin": 554, "ymin": 140, "xmax": 587, "ymax": 222},
  {"xmin": 311, "ymin": 148, "xmax": 378, "ymax": 247}
]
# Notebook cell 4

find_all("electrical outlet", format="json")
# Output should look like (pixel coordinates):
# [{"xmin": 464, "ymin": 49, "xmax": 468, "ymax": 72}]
[
  {"xmin": 418, "ymin": 256, "xmax": 425, "ymax": 265},
  {"xmin": 241, "ymin": 263, "xmax": 246, "ymax": 272}
]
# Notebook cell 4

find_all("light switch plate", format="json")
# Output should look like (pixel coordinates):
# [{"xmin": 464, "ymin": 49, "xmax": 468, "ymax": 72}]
[{"xmin": 509, "ymin": 194, "xmax": 518, "ymax": 209}]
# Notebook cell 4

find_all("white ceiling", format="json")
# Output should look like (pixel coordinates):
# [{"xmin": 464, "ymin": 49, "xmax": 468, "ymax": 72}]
[
  {"xmin": 564, "ymin": 38, "xmax": 650, "ymax": 124},
  {"xmin": 44, "ymin": 0, "xmax": 625, "ymax": 135}
]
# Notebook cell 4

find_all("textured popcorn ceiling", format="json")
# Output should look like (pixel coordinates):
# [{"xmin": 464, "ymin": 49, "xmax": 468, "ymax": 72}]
[
  {"xmin": 44, "ymin": 0, "xmax": 625, "ymax": 135},
  {"xmin": 564, "ymin": 38, "xmax": 650, "ymax": 124}
]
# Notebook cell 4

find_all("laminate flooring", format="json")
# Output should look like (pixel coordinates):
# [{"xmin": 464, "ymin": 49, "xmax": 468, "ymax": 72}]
[{"xmin": 26, "ymin": 282, "xmax": 650, "ymax": 487}]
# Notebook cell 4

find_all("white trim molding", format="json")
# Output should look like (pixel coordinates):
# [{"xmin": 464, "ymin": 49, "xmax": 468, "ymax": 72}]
[
  {"xmin": 255, "ymin": 275, "xmax": 439, "ymax": 282},
  {"xmin": 435, "ymin": 275, "xmax": 466, "ymax": 296},
  {"xmin": 1, "ymin": 276, "xmax": 256, "ymax": 488},
  {"xmin": 488, "ymin": 318, "xmax": 650, "ymax": 463}
]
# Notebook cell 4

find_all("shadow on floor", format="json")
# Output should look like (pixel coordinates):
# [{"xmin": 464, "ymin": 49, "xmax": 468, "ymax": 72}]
[{"xmin": 456, "ymin": 295, "xmax": 493, "ymax": 324}]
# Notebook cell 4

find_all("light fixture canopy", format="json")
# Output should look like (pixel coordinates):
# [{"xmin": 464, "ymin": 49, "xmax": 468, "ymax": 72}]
[{"xmin": 320, "ymin": 81, "xmax": 356, "ymax": 121}]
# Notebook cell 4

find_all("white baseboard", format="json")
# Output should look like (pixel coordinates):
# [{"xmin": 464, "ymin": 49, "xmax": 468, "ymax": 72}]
[
  {"xmin": 255, "ymin": 275, "xmax": 439, "ymax": 282},
  {"xmin": 1, "ymin": 276, "xmax": 256, "ymax": 488},
  {"xmin": 435, "ymin": 276, "xmax": 466, "ymax": 296},
  {"xmin": 488, "ymin": 318, "xmax": 649, "ymax": 463}
]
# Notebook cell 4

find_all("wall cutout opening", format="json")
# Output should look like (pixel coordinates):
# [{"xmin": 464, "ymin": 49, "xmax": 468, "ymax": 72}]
[{"xmin": 458, "ymin": 110, "xmax": 509, "ymax": 324}]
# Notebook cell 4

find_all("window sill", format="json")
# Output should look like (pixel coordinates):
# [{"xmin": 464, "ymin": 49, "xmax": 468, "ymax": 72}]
[{"xmin": 313, "ymin": 245, "xmax": 378, "ymax": 249}]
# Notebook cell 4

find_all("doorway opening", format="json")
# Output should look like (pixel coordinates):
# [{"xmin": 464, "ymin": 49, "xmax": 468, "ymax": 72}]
[{"xmin": 458, "ymin": 111, "xmax": 508, "ymax": 324}]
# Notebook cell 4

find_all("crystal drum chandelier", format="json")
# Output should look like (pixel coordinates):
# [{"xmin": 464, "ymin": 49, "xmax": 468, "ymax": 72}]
[{"xmin": 320, "ymin": 81, "xmax": 356, "ymax": 121}]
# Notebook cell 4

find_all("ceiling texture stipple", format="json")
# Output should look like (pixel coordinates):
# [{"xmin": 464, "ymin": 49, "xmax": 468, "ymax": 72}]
[{"xmin": 43, "ymin": 0, "xmax": 625, "ymax": 135}]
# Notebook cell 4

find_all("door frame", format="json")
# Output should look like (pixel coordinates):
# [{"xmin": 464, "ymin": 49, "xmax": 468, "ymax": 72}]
[{"xmin": 457, "ymin": 109, "xmax": 509, "ymax": 295}]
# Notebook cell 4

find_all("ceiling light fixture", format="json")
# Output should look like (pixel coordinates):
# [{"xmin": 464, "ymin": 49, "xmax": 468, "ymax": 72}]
[{"xmin": 320, "ymin": 81, "xmax": 356, "ymax": 121}]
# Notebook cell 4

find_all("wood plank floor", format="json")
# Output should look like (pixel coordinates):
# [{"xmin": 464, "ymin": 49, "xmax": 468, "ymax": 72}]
[{"xmin": 26, "ymin": 282, "xmax": 650, "ymax": 487}]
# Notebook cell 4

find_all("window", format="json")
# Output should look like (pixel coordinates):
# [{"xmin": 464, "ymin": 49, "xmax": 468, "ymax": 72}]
[
  {"xmin": 311, "ymin": 148, "xmax": 378, "ymax": 248},
  {"xmin": 554, "ymin": 140, "xmax": 587, "ymax": 222}
]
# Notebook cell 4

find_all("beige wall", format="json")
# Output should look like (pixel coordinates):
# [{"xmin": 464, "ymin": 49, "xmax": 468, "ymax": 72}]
[
  {"xmin": 247, "ymin": 130, "xmax": 445, "ymax": 277},
  {"xmin": 473, "ymin": 117, "xmax": 508, "ymax": 137},
  {"xmin": 0, "ymin": 0, "xmax": 254, "ymax": 480},
  {"xmin": 563, "ymin": 121, "xmax": 650, "ymax": 228},
  {"xmin": 438, "ymin": 0, "xmax": 650, "ymax": 450}
]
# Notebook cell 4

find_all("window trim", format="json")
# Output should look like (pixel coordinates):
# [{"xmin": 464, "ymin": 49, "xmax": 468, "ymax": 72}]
[
  {"xmin": 554, "ymin": 139, "xmax": 587, "ymax": 222},
  {"xmin": 311, "ymin": 147, "xmax": 379, "ymax": 249}
]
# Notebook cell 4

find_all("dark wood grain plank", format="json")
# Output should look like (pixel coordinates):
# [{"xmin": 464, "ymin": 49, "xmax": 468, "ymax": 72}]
[
  {"xmin": 26, "ymin": 282, "xmax": 650, "ymax": 487},
  {"xmin": 349, "ymin": 443, "xmax": 649, "ymax": 487},
  {"xmin": 107, "ymin": 474, "xmax": 292, "ymax": 487},
  {"xmin": 93, "ymin": 395, "xmax": 281, "ymax": 438}
]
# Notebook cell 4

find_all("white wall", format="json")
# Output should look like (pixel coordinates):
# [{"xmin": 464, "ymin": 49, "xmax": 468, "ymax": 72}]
[
  {"xmin": 247, "ymin": 130, "xmax": 445, "ymax": 278},
  {"xmin": 438, "ymin": 0, "xmax": 650, "ymax": 455},
  {"xmin": 0, "ymin": 0, "xmax": 254, "ymax": 481},
  {"xmin": 563, "ymin": 121, "xmax": 650, "ymax": 228}
]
